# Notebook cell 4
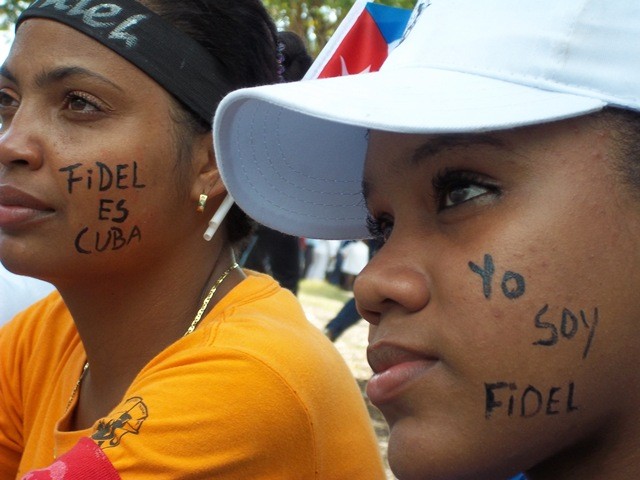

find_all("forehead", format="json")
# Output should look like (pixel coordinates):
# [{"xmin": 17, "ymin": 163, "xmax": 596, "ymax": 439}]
[
  {"xmin": 362, "ymin": 116, "xmax": 616, "ymax": 198},
  {"xmin": 6, "ymin": 18, "xmax": 142, "ymax": 83},
  {"xmin": 369, "ymin": 131, "xmax": 507, "ymax": 164},
  {"xmin": 365, "ymin": 116, "xmax": 609, "ymax": 165},
  {"xmin": 362, "ymin": 130, "xmax": 510, "ymax": 197}
]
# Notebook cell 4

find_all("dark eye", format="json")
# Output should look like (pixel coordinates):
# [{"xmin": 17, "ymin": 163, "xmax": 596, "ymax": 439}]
[
  {"xmin": 64, "ymin": 92, "xmax": 103, "ymax": 113},
  {"xmin": 0, "ymin": 90, "xmax": 18, "ymax": 108},
  {"xmin": 0, "ymin": 89, "xmax": 19, "ymax": 130},
  {"xmin": 443, "ymin": 183, "xmax": 488, "ymax": 207},
  {"xmin": 433, "ymin": 170, "xmax": 500, "ymax": 210},
  {"xmin": 366, "ymin": 214, "xmax": 393, "ymax": 243}
]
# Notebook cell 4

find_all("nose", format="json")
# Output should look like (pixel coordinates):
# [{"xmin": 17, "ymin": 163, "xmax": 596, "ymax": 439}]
[
  {"xmin": 354, "ymin": 243, "xmax": 431, "ymax": 326},
  {"xmin": 0, "ymin": 110, "xmax": 44, "ymax": 171}
]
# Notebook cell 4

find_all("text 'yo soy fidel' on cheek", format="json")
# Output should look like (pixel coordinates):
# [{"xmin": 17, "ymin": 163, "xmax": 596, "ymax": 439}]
[{"xmin": 469, "ymin": 253, "xmax": 598, "ymax": 420}]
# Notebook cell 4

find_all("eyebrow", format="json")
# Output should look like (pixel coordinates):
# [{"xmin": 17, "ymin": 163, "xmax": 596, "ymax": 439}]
[
  {"xmin": 0, "ymin": 65, "xmax": 17, "ymax": 84},
  {"xmin": 34, "ymin": 66, "xmax": 124, "ymax": 92},
  {"xmin": 0, "ymin": 64, "xmax": 123, "ymax": 92},
  {"xmin": 410, "ymin": 134, "xmax": 506, "ymax": 164},
  {"xmin": 361, "ymin": 133, "xmax": 507, "ymax": 202}
]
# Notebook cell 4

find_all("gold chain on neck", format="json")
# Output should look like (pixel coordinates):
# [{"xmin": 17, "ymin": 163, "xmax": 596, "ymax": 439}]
[
  {"xmin": 184, "ymin": 262, "xmax": 239, "ymax": 335},
  {"xmin": 61, "ymin": 262, "xmax": 240, "ymax": 429}
]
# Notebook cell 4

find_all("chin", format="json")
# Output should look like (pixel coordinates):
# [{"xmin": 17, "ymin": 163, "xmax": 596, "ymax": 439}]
[
  {"xmin": 386, "ymin": 421, "xmax": 519, "ymax": 480},
  {"xmin": 386, "ymin": 421, "xmax": 442, "ymax": 480}
]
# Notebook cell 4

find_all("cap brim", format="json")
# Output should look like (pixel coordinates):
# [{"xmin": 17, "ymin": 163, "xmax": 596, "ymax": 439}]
[{"xmin": 214, "ymin": 68, "xmax": 605, "ymax": 240}]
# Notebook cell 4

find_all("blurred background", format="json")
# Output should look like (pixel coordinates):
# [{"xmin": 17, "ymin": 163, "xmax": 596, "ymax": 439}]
[{"xmin": 0, "ymin": 0, "xmax": 414, "ymax": 58}]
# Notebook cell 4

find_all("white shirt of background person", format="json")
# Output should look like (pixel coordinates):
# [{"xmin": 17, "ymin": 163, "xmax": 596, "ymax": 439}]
[
  {"xmin": 0, "ymin": 264, "xmax": 55, "ymax": 326},
  {"xmin": 340, "ymin": 240, "xmax": 370, "ymax": 276}
]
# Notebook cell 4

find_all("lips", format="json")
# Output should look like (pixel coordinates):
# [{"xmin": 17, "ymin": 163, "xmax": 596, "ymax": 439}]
[
  {"xmin": 366, "ymin": 342, "xmax": 439, "ymax": 405},
  {"xmin": 0, "ymin": 184, "xmax": 55, "ymax": 229}
]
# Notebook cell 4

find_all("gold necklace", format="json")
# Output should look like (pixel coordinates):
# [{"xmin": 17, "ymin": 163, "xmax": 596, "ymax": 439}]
[
  {"xmin": 184, "ymin": 262, "xmax": 239, "ymax": 335},
  {"xmin": 64, "ymin": 262, "xmax": 240, "ymax": 414}
]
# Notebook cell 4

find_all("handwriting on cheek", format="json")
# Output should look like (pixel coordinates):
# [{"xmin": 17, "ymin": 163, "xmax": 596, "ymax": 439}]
[
  {"xmin": 58, "ymin": 162, "xmax": 146, "ymax": 255},
  {"xmin": 468, "ymin": 254, "xmax": 525, "ymax": 300},
  {"xmin": 485, "ymin": 381, "xmax": 579, "ymax": 419},
  {"xmin": 468, "ymin": 253, "xmax": 598, "ymax": 359},
  {"xmin": 469, "ymin": 254, "xmax": 598, "ymax": 422},
  {"xmin": 533, "ymin": 305, "xmax": 598, "ymax": 360}
]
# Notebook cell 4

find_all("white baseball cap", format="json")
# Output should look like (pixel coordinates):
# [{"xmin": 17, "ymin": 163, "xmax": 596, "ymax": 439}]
[{"xmin": 214, "ymin": 0, "xmax": 640, "ymax": 240}]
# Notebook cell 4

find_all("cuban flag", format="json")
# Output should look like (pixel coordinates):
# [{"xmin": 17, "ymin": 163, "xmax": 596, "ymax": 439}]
[{"xmin": 304, "ymin": 1, "xmax": 413, "ymax": 80}]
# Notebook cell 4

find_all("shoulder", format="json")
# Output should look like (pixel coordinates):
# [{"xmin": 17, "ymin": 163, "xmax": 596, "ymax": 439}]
[
  {"xmin": 204, "ymin": 271, "xmax": 312, "ymax": 339},
  {"xmin": 1, "ymin": 291, "xmax": 71, "ymax": 346},
  {"xmin": 100, "ymin": 343, "xmax": 320, "ymax": 477},
  {"xmin": 126, "ymin": 272, "xmax": 354, "ymax": 436},
  {"xmin": 133, "ymin": 273, "xmax": 317, "ymax": 414},
  {"xmin": 0, "ymin": 292, "xmax": 78, "ymax": 387},
  {"xmin": 91, "ymin": 273, "xmax": 382, "ymax": 478}
]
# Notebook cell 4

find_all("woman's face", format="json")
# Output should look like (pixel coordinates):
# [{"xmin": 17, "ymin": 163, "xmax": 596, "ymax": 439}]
[
  {"xmin": 0, "ymin": 20, "xmax": 201, "ymax": 284},
  {"xmin": 357, "ymin": 117, "xmax": 640, "ymax": 479}
]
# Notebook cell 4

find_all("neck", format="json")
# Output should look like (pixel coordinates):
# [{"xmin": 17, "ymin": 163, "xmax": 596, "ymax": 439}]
[
  {"xmin": 526, "ymin": 413, "xmax": 640, "ymax": 480},
  {"xmin": 58, "ymin": 240, "xmax": 243, "ymax": 429}
]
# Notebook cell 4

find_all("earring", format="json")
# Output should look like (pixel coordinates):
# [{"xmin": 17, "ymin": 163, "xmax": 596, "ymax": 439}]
[{"xmin": 197, "ymin": 194, "xmax": 208, "ymax": 213}]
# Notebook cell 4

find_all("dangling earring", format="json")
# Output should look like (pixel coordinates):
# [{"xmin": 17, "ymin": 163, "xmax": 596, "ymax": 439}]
[{"xmin": 197, "ymin": 194, "xmax": 208, "ymax": 213}]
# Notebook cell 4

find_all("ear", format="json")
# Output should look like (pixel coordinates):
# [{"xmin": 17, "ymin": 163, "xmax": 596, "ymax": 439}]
[{"xmin": 190, "ymin": 132, "xmax": 227, "ymax": 202}]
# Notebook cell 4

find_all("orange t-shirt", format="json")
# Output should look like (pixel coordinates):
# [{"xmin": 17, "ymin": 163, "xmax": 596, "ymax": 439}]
[{"xmin": 0, "ymin": 272, "xmax": 385, "ymax": 479}]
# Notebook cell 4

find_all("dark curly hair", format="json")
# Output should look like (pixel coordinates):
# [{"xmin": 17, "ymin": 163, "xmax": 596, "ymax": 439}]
[{"xmin": 279, "ymin": 31, "xmax": 313, "ymax": 82}]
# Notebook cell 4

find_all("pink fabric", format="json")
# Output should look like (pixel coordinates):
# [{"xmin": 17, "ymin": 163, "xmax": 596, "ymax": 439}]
[{"xmin": 21, "ymin": 437, "xmax": 120, "ymax": 480}]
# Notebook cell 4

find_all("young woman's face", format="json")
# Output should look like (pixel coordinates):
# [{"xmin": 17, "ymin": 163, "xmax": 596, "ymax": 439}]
[
  {"xmin": 0, "ymin": 20, "xmax": 200, "ymax": 284},
  {"xmin": 357, "ymin": 117, "xmax": 640, "ymax": 480}
]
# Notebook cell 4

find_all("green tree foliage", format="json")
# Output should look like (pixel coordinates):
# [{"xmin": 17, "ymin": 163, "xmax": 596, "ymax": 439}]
[
  {"xmin": 0, "ymin": 0, "xmax": 416, "ymax": 55},
  {"xmin": 0, "ymin": 0, "xmax": 29, "ymax": 30}
]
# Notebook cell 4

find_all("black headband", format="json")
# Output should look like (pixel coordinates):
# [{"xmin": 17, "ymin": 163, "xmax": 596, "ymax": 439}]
[{"xmin": 17, "ymin": 0, "xmax": 232, "ymax": 124}]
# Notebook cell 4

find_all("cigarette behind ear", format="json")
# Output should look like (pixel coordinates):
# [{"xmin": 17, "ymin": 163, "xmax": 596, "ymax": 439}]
[{"xmin": 203, "ymin": 194, "xmax": 234, "ymax": 241}]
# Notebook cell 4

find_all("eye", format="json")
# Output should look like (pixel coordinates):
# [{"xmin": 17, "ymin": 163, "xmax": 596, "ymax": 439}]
[
  {"xmin": 0, "ymin": 89, "xmax": 19, "ymax": 109},
  {"xmin": 0, "ymin": 89, "xmax": 19, "ymax": 131},
  {"xmin": 444, "ymin": 183, "xmax": 487, "ymax": 207},
  {"xmin": 63, "ymin": 91, "xmax": 104, "ymax": 113},
  {"xmin": 433, "ymin": 170, "xmax": 500, "ymax": 210},
  {"xmin": 366, "ymin": 214, "xmax": 393, "ymax": 244}
]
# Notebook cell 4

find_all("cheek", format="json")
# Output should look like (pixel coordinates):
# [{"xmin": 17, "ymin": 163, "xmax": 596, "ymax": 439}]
[
  {"xmin": 430, "ymin": 248, "xmax": 588, "ymax": 394},
  {"xmin": 59, "ymin": 160, "xmax": 149, "ymax": 210},
  {"xmin": 439, "ymin": 236, "xmax": 640, "ymax": 424},
  {"xmin": 55, "ymin": 159, "xmax": 154, "ymax": 255}
]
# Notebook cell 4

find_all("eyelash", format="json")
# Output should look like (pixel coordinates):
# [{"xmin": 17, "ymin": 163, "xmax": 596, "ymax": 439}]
[
  {"xmin": 63, "ymin": 91, "xmax": 105, "ymax": 113},
  {"xmin": 432, "ymin": 169, "xmax": 500, "ymax": 210},
  {"xmin": 0, "ymin": 89, "xmax": 19, "ymax": 109},
  {"xmin": 366, "ymin": 214, "xmax": 393, "ymax": 243},
  {"xmin": 0, "ymin": 91, "xmax": 104, "ymax": 114},
  {"xmin": 0, "ymin": 89, "xmax": 19, "ymax": 129},
  {"xmin": 365, "ymin": 170, "xmax": 501, "ymax": 243}
]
